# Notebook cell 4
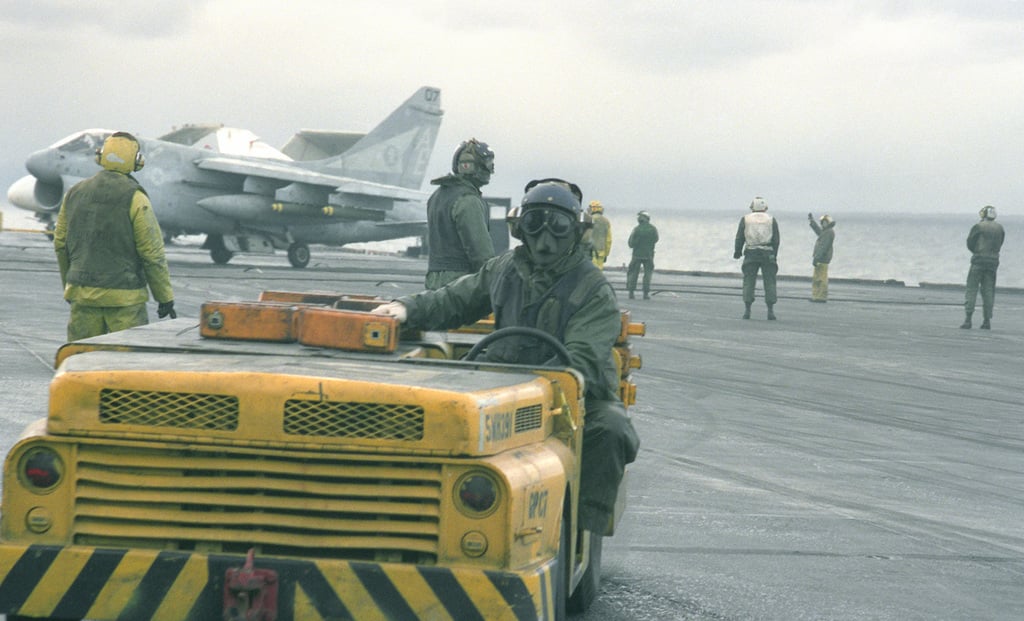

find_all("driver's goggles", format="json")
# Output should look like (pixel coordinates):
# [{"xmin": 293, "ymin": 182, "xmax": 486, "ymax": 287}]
[{"xmin": 519, "ymin": 208, "xmax": 575, "ymax": 238}]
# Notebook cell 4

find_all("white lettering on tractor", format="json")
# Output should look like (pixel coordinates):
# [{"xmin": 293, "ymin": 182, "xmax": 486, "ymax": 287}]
[{"xmin": 485, "ymin": 411, "xmax": 513, "ymax": 444}]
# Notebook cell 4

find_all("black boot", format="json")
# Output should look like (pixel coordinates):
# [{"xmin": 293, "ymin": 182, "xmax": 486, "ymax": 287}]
[
  {"xmin": 742, "ymin": 303, "xmax": 751, "ymax": 320},
  {"xmin": 767, "ymin": 305, "xmax": 776, "ymax": 321},
  {"xmin": 981, "ymin": 319, "xmax": 991, "ymax": 330},
  {"xmin": 960, "ymin": 312, "xmax": 972, "ymax": 329},
  {"xmin": 628, "ymin": 290, "xmax": 635, "ymax": 300}
]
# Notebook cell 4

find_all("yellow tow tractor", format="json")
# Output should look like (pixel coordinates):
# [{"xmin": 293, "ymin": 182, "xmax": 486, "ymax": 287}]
[{"xmin": 0, "ymin": 291, "xmax": 643, "ymax": 620}]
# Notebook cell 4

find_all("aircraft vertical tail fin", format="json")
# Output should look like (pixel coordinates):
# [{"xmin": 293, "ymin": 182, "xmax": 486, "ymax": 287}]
[{"xmin": 319, "ymin": 86, "xmax": 443, "ymax": 190}]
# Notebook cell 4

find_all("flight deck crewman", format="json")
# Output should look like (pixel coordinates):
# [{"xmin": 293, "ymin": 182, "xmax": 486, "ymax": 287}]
[
  {"xmin": 734, "ymin": 196, "xmax": 780, "ymax": 320},
  {"xmin": 807, "ymin": 212, "xmax": 835, "ymax": 302},
  {"xmin": 960, "ymin": 205, "xmax": 1005, "ymax": 330},
  {"xmin": 424, "ymin": 139, "xmax": 496, "ymax": 290},
  {"xmin": 373, "ymin": 179, "xmax": 640, "ymax": 536},
  {"xmin": 54, "ymin": 131, "xmax": 175, "ymax": 341},
  {"xmin": 588, "ymin": 200, "xmax": 612, "ymax": 269},
  {"xmin": 626, "ymin": 211, "xmax": 659, "ymax": 299}
]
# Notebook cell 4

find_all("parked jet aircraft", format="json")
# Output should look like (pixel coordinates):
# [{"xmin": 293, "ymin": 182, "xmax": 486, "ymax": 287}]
[{"xmin": 7, "ymin": 86, "xmax": 443, "ymax": 267}]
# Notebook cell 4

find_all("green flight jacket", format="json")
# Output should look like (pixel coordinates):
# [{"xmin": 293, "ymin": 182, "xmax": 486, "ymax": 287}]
[
  {"xmin": 628, "ymin": 222, "xmax": 659, "ymax": 259},
  {"xmin": 967, "ymin": 219, "xmax": 1005, "ymax": 268},
  {"xmin": 399, "ymin": 244, "xmax": 622, "ymax": 401},
  {"xmin": 426, "ymin": 174, "xmax": 494, "ymax": 275},
  {"xmin": 54, "ymin": 170, "xmax": 174, "ymax": 307}
]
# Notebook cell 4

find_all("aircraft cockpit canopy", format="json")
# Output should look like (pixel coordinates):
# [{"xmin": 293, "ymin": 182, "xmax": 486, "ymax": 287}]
[{"xmin": 50, "ymin": 130, "xmax": 114, "ymax": 153}]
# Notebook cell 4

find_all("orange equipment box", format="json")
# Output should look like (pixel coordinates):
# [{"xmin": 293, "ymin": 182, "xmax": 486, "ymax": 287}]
[
  {"xmin": 200, "ymin": 301, "xmax": 301, "ymax": 342},
  {"xmin": 258, "ymin": 290, "xmax": 343, "ymax": 306},
  {"xmin": 258, "ymin": 291, "xmax": 390, "ymax": 313},
  {"xmin": 296, "ymin": 307, "xmax": 399, "ymax": 353},
  {"xmin": 333, "ymin": 294, "xmax": 390, "ymax": 312}
]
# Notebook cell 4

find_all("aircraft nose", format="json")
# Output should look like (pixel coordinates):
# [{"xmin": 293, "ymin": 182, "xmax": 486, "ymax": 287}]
[{"xmin": 25, "ymin": 149, "xmax": 57, "ymax": 181}]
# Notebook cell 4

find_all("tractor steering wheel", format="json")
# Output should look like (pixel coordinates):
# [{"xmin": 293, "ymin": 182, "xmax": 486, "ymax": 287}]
[{"xmin": 464, "ymin": 326, "xmax": 574, "ymax": 368}]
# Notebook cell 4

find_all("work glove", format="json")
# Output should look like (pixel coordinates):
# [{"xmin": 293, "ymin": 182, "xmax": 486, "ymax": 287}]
[
  {"xmin": 807, "ymin": 212, "xmax": 814, "ymax": 220},
  {"xmin": 371, "ymin": 301, "xmax": 408, "ymax": 323},
  {"xmin": 733, "ymin": 251, "xmax": 742, "ymax": 260},
  {"xmin": 157, "ymin": 300, "xmax": 177, "ymax": 319}
]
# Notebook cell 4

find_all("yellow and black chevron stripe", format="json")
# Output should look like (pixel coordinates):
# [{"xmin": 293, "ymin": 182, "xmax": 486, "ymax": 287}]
[{"xmin": 0, "ymin": 544, "xmax": 556, "ymax": 620}]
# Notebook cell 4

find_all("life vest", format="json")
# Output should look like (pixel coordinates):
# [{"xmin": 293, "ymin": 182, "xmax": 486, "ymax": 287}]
[
  {"xmin": 63, "ymin": 171, "xmax": 147, "ymax": 291},
  {"xmin": 743, "ymin": 211, "xmax": 774, "ymax": 249}
]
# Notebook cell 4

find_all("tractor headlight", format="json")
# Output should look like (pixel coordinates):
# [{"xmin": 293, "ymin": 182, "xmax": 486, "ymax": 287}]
[
  {"xmin": 18, "ymin": 446, "xmax": 64, "ymax": 493},
  {"xmin": 454, "ymin": 471, "xmax": 499, "ymax": 517}
]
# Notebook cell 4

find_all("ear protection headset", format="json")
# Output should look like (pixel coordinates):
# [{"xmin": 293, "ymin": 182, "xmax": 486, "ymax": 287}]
[
  {"xmin": 96, "ymin": 131, "xmax": 145, "ymax": 172},
  {"xmin": 451, "ymin": 138, "xmax": 494, "ymax": 176},
  {"xmin": 979, "ymin": 205, "xmax": 997, "ymax": 220}
]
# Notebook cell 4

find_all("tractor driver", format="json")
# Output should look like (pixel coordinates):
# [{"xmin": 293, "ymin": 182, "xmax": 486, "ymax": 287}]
[{"xmin": 373, "ymin": 179, "xmax": 640, "ymax": 536}]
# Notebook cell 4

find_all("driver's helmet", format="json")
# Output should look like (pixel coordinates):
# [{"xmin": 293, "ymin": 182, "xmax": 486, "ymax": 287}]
[{"xmin": 507, "ymin": 178, "xmax": 590, "ymax": 240}]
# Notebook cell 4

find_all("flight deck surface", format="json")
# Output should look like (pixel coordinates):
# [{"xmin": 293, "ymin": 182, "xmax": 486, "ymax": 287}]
[{"xmin": 2, "ymin": 230, "xmax": 1022, "ymax": 620}]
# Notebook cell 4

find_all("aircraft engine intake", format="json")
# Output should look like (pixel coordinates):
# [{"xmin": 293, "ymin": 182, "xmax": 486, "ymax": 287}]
[{"xmin": 7, "ymin": 175, "xmax": 64, "ymax": 214}]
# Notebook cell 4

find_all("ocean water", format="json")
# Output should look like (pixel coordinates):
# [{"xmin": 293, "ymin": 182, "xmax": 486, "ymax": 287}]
[
  {"xmin": 4, "ymin": 205, "xmax": 1019, "ymax": 288},
  {"xmin": 599, "ymin": 210, "xmax": 1024, "ymax": 289}
]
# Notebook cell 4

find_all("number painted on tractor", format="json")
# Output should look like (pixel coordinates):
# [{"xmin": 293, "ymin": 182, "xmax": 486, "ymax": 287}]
[{"xmin": 528, "ymin": 489, "xmax": 548, "ymax": 519}]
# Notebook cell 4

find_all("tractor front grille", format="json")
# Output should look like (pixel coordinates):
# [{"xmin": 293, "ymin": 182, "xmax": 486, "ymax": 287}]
[
  {"xmin": 99, "ymin": 389, "xmax": 239, "ymax": 431},
  {"xmin": 514, "ymin": 404, "xmax": 543, "ymax": 433},
  {"xmin": 73, "ymin": 444, "xmax": 442, "ymax": 563},
  {"xmin": 284, "ymin": 399, "xmax": 424, "ymax": 441}
]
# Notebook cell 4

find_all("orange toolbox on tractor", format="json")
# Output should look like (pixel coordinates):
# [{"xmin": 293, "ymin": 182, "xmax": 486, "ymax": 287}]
[
  {"xmin": 297, "ymin": 307, "xmax": 399, "ymax": 353},
  {"xmin": 258, "ymin": 291, "xmax": 386, "ymax": 312},
  {"xmin": 201, "ymin": 295, "xmax": 399, "ymax": 353},
  {"xmin": 199, "ymin": 301, "xmax": 303, "ymax": 342}
]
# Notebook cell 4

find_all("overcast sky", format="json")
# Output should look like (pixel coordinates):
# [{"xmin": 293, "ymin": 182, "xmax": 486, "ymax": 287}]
[{"xmin": 2, "ymin": 0, "xmax": 1023, "ymax": 215}]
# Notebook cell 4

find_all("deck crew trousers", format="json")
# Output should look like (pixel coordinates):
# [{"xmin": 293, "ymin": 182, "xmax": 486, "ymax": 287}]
[
  {"xmin": 742, "ymin": 249, "xmax": 778, "ymax": 306},
  {"xmin": 964, "ymin": 263, "xmax": 998, "ymax": 320},
  {"xmin": 578, "ymin": 399, "xmax": 640, "ymax": 534},
  {"xmin": 68, "ymin": 303, "xmax": 149, "ymax": 341},
  {"xmin": 812, "ymin": 263, "xmax": 829, "ymax": 301},
  {"xmin": 626, "ymin": 257, "xmax": 655, "ymax": 297}
]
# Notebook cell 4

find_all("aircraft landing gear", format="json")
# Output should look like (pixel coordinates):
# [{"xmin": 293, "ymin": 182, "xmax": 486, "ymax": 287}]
[
  {"xmin": 287, "ymin": 242, "xmax": 310, "ymax": 268},
  {"xmin": 203, "ymin": 234, "xmax": 234, "ymax": 265},
  {"xmin": 210, "ymin": 247, "xmax": 234, "ymax": 265}
]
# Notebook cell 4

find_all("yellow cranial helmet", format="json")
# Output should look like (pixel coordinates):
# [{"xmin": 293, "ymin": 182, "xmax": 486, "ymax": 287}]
[
  {"xmin": 589, "ymin": 200, "xmax": 604, "ymax": 214},
  {"xmin": 96, "ymin": 132, "xmax": 144, "ymax": 173}
]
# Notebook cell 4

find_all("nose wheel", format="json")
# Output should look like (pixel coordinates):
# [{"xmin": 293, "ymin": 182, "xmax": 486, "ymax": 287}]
[{"xmin": 287, "ymin": 242, "xmax": 310, "ymax": 268}]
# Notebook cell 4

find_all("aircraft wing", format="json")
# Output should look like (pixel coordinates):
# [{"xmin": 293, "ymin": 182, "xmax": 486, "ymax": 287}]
[
  {"xmin": 196, "ymin": 156, "xmax": 427, "ymax": 206},
  {"xmin": 196, "ymin": 157, "xmax": 427, "ymax": 200}
]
